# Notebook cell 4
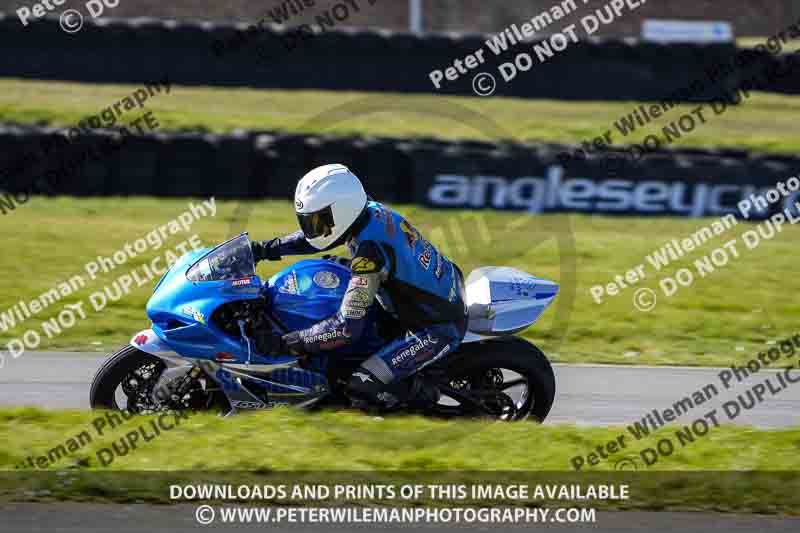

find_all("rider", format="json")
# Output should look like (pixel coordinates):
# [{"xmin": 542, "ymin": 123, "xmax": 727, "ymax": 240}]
[{"xmin": 252, "ymin": 163, "xmax": 468, "ymax": 410}]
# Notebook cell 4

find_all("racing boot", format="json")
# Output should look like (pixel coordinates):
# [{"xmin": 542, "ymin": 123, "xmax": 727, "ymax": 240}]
[{"xmin": 405, "ymin": 375, "xmax": 441, "ymax": 410}]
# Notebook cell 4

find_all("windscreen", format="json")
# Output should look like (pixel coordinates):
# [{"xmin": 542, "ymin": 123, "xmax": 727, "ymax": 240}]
[{"xmin": 186, "ymin": 234, "xmax": 256, "ymax": 282}]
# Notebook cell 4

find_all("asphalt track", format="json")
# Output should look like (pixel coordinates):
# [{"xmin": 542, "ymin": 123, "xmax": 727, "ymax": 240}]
[
  {"xmin": 1, "ymin": 352, "xmax": 800, "ymax": 427},
  {"xmin": 1, "ymin": 353, "xmax": 798, "ymax": 532}
]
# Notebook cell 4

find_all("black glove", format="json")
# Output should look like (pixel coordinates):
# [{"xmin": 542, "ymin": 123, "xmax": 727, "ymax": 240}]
[
  {"xmin": 252, "ymin": 239, "xmax": 282, "ymax": 263},
  {"xmin": 255, "ymin": 330, "xmax": 305, "ymax": 358},
  {"xmin": 254, "ymin": 330, "xmax": 288, "ymax": 355},
  {"xmin": 281, "ymin": 331, "xmax": 305, "ymax": 357}
]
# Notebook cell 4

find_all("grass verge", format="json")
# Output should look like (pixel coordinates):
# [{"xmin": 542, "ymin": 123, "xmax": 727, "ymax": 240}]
[
  {"xmin": 1, "ymin": 197, "xmax": 799, "ymax": 366},
  {"xmin": 0, "ymin": 408, "xmax": 798, "ymax": 512},
  {"xmin": 0, "ymin": 78, "xmax": 798, "ymax": 153},
  {"xmin": 2, "ymin": 407, "xmax": 797, "ymax": 471}
]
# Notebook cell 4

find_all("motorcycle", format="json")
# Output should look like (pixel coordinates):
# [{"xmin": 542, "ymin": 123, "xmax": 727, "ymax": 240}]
[{"xmin": 90, "ymin": 233, "xmax": 558, "ymax": 421}]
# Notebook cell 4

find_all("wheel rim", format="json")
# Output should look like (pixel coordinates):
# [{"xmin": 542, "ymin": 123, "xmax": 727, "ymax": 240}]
[
  {"xmin": 440, "ymin": 367, "xmax": 533, "ymax": 421},
  {"xmin": 498, "ymin": 370, "xmax": 532, "ymax": 416},
  {"xmin": 115, "ymin": 360, "xmax": 168, "ymax": 413}
]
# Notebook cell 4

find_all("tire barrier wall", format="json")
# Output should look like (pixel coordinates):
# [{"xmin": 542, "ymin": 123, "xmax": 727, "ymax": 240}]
[
  {"xmin": 0, "ymin": 15, "xmax": 796, "ymax": 99},
  {"xmin": 1, "ymin": 125, "xmax": 798, "ymax": 220}
]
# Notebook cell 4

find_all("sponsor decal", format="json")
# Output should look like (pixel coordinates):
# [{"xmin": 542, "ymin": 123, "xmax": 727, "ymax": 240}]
[
  {"xmin": 231, "ymin": 400, "xmax": 267, "ymax": 409},
  {"xmin": 181, "ymin": 306, "xmax": 194, "ymax": 317},
  {"xmin": 346, "ymin": 299, "xmax": 370, "ymax": 311},
  {"xmin": 390, "ymin": 334, "xmax": 438, "ymax": 367},
  {"xmin": 343, "ymin": 307, "xmax": 367, "ymax": 319},
  {"xmin": 313, "ymin": 270, "xmax": 340, "ymax": 289},
  {"xmin": 426, "ymin": 170, "xmax": 789, "ymax": 218},
  {"xmin": 348, "ymin": 288, "xmax": 371, "ymax": 304},
  {"xmin": 232, "ymin": 277, "xmax": 252, "ymax": 287},
  {"xmin": 348, "ymin": 301, "xmax": 370, "ymax": 310},
  {"xmin": 304, "ymin": 328, "xmax": 350, "ymax": 345},
  {"xmin": 351, "ymin": 276, "xmax": 369, "ymax": 287},
  {"xmin": 400, "ymin": 220, "xmax": 420, "ymax": 251},
  {"xmin": 133, "ymin": 334, "xmax": 148, "ymax": 346},
  {"xmin": 278, "ymin": 271, "xmax": 299, "ymax": 295},
  {"xmin": 351, "ymin": 257, "xmax": 378, "ymax": 273},
  {"xmin": 419, "ymin": 243, "xmax": 433, "ymax": 270},
  {"xmin": 193, "ymin": 310, "xmax": 206, "ymax": 324},
  {"xmin": 295, "ymin": 200, "xmax": 304, "ymax": 209}
]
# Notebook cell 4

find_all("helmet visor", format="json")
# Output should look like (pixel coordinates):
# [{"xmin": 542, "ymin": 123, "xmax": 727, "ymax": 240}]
[{"xmin": 297, "ymin": 205, "xmax": 334, "ymax": 239}]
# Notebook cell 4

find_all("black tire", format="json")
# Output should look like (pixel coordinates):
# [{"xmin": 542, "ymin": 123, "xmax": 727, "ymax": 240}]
[
  {"xmin": 89, "ymin": 345, "xmax": 166, "ymax": 410},
  {"xmin": 443, "ymin": 337, "xmax": 556, "ymax": 422}
]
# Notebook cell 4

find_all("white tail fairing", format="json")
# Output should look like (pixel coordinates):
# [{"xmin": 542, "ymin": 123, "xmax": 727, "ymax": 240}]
[{"xmin": 464, "ymin": 267, "xmax": 558, "ymax": 339}]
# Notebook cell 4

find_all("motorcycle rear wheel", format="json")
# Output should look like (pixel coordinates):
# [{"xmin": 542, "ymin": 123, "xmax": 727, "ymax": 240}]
[{"xmin": 435, "ymin": 337, "xmax": 556, "ymax": 422}]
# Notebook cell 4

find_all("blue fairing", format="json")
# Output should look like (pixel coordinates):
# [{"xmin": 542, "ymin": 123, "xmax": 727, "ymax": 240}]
[
  {"xmin": 266, "ymin": 259, "xmax": 386, "ymax": 355},
  {"xmin": 146, "ymin": 247, "xmax": 384, "ymax": 365},
  {"xmin": 267, "ymin": 259, "xmax": 351, "ymax": 328},
  {"xmin": 146, "ymin": 247, "xmax": 270, "ymax": 363},
  {"xmin": 142, "ymin": 234, "xmax": 391, "ymax": 408}
]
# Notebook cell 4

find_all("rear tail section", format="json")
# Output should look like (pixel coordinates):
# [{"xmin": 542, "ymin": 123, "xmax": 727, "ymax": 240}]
[{"xmin": 464, "ymin": 267, "xmax": 558, "ymax": 337}]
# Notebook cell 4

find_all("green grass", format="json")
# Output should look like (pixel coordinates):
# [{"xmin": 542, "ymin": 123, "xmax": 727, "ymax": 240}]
[
  {"xmin": 737, "ymin": 36, "xmax": 798, "ymax": 48},
  {"xmin": 2, "ymin": 408, "xmax": 797, "ymax": 471},
  {"xmin": 0, "ymin": 78, "xmax": 799, "ymax": 153},
  {"xmin": 0, "ymin": 408, "xmax": 798, "ymax": 512},
  {"xmin": 1, "ymin": 197, "xmax": 800, "ymax": 366}
]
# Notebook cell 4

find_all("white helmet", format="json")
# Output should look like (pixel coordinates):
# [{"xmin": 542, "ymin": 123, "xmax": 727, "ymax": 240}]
[{"xmin": 294, "ymin": 164, "xmax": 368, "ymax": 250}]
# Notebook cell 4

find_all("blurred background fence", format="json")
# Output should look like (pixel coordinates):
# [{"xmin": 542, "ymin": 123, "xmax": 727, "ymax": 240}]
[
  {"xmin": 0, "ymin": 0, "xmax": 797, "ymax": 36},
  {"xmin": 2, "ymin": 125, "xmax": 798, "ymax": 219},
  {"xmin": 1, "ymin": 1, "xmax": 799, "ymax": 218}
]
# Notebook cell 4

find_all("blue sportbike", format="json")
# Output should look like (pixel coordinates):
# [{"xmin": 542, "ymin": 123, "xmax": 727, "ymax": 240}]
[{"xmin": 90, "ymin": 234, "xmax": 558, "ymax": 421}]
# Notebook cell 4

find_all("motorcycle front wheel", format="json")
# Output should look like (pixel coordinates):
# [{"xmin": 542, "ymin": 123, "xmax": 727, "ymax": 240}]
[{"xmin": 89, "ymin": 346, "xmax": 220, "ymax": 413}]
